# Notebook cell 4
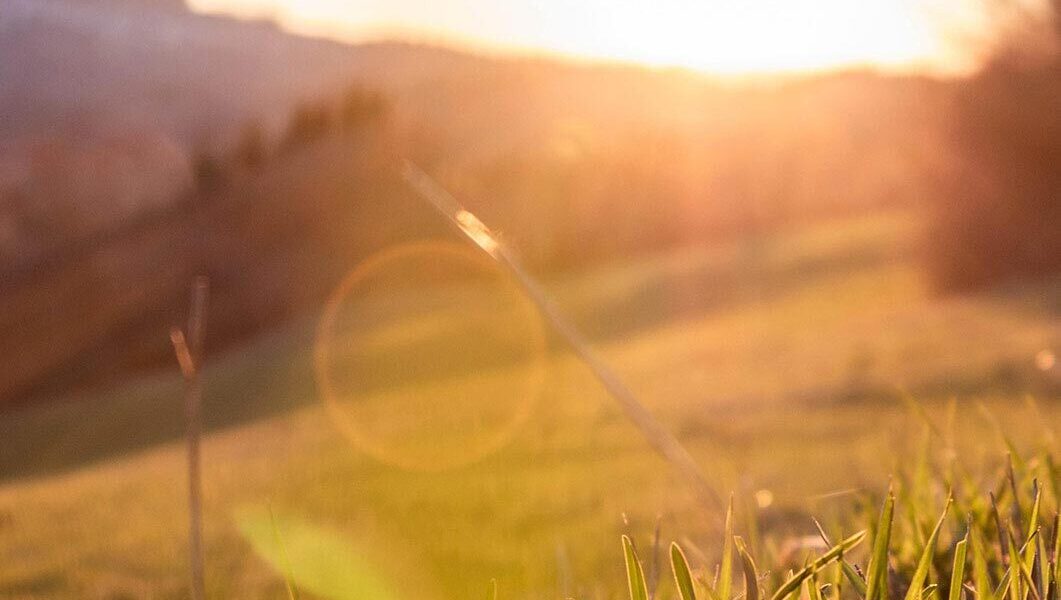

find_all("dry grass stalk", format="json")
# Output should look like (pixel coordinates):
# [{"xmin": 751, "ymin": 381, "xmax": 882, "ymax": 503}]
[
  {"xmin": 170, "ymin": 276, "xmax": 210, "ymax": 600},
  {"xmin": 402, "ymin": 162, "xmax": 724, "ymax": 513}
]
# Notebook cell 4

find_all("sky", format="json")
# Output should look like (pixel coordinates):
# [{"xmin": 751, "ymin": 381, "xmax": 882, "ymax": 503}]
[{"xmin": 186, "ymin": 0, "xmax": 990, "ymax": 76}]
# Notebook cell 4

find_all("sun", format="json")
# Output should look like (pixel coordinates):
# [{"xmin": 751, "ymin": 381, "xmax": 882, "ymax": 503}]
[
  {"xmin": 506, "ymin": 0, "xmax": 953, "ymax": 74},
  {"xmin": 187, "ymin": 0, "xmax": 975, "ymax": 76}
]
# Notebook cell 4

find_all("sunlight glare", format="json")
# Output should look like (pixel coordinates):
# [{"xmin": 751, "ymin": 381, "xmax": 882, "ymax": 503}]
[
  {"xmin": 186, "ymin": 0, "xmax": 980, "ymax": 75},
  {"xmin": 455, "ymin": 210, "xmax": 500, "ymax": 257}
]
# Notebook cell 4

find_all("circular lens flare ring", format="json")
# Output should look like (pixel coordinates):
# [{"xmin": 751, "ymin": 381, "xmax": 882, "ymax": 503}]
[{"xmin": 314, "ymin": 240, "xmax": 548, "ymax": 471}]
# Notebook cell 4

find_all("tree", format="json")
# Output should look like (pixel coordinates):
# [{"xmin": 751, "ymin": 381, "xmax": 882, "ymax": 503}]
[
  {"xmin": 232, "ymin": 121, "xmax": 268, "ymax": 170},
  {"xmin": 926, "ymin": 1, "xmax": 1061, "ymax": 291},
  {"xmin": 281, "ymin": 102, "xmax": 333, "ymax": 153},
  {"xmin": 339, "ymin": 86, "xmax": 389, "ymax": 135}
]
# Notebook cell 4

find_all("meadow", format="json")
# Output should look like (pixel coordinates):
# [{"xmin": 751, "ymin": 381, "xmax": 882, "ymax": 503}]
[{"xmin": 0, "ymin": 209, "xmax": 1057, "ymax": 599}]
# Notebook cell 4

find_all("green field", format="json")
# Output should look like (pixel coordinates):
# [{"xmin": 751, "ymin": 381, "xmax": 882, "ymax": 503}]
[{"xmin": 1, "ymin": 210, "xmax": 1058, "ymax": 599}]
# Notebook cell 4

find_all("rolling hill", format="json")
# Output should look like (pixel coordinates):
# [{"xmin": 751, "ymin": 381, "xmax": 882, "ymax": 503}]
[{"xmin": 0, "ymin": 0, "xmax": 969, "ymax": 408}]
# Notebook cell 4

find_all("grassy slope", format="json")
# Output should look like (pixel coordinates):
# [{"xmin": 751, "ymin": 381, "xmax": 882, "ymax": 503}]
[{"xmin": 0, "ymin": 210, "xmax": 1058, "ymax": 599}]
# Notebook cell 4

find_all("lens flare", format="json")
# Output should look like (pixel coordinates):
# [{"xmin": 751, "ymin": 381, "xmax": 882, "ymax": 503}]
[{"xmin": 314, "ymin": 241, "xmax": 547, "ymax": 471}]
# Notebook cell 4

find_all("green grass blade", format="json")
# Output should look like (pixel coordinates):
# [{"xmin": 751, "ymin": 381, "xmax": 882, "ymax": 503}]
[
  {"xmin": 998, "ymin": 570, "xmax": 1014, "ymax": 600},
  {"xmin": 815, "ymin": 517, "xmax": 866, "ymax": 598},
  {"xmin": 785, "ymin": 569, "xmax": 800, "ymax": 600},
  {"xmin": 1028, "ymin": 485, "xmax": 1043, "ymax": 544},
  {"xmin": 770, "ymin": 530, "xmax": 870, "ymax": 600},
  {"xmin": 1025, "ymin": 485, "xmax": 1044, "ymax": 597},
  {"xmin": 808, "ymin": 568, "xmax": 825, "ymax": 600},
  {"xmin": 1007, "ymin": 528, "xmax": 1024, "ymax": 600},
  {"xmin": 905, "ymin": 499, "xmax": 952, "ymax": 600},
  {"xmin": 1019, "ymin": 554, "xmax": 1043, "ymax": 600},
  {"xmin": 702, "ymin": 582, "xmax": 723, "ymax": 600},
  {"xmin": 866, "ymin": 494, "xmax": 896, "ymax": 600},
  {"xmin": 1011, "ymin": 527, "xmax": 1044, "ymax": 600},
  {"xmin": 840, "ymin": 563, "xmax": 865, "ymax": 597},
  {"xmin": 1010, "ymin": 458, "xmax": 1026, "ymax": 536},
  {"xmin": 1038, "ymin": 529, "xmax": 1049, "ymax": 599},
  {"xmin": 623, "ymin": 535, "xmax": 650, "ymax": 600},
  {"xmin": 841, "ymin": 560, "xmax": 868, "ymax": 598},
  {"xmin": 1052, "ymin": 514, "xmax": 1060, "ymax": 595},
  {"xmin": 949, "ymin": 535, "xmax": 969, "ymax": 600},
  {"xmin": 720, "ymin": 499, "xmax": 735, "ymax": 600},
  {"xmin": 671, "ymin": 542, "xmax": 698, "ymax": 600},
  {"xmin": 994, "ymin": 494, "xmax": 1012, "ymax": 567},
  {"xmin": 735, "ymin": 537, "xmax": 760, "ymax": 600},
  {"xmin": 832, "ymin": 549, "xmax": 846, "ymax": 600},
  {"xmin": 910, "ymin": 428, "xmax": 933, "ymax": 547},
  {"xmin": 1046, "ymin": 456, "xmax": 1060, "ymax": 519},
  {"xmin": 744, "ymin": 496, "xmax": 763, "ymax": 562},
  {"xmin": 972, "ymin": 523, "xmax": 998, "ymax": 600}
]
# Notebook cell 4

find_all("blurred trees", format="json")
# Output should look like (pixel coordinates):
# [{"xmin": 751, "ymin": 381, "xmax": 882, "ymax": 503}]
[
  {"xmin": 192, "ymin": 151, "xmax": 226, "ymax": 191},
  {"xmin": 278, "ymin": 87, "xmax": 391, "ymax": 153},
  {"xmin": 339, "ymin": 86, "xmax": 389, "ymax": 134},
  {"xmin": 189, "ymin": 85, "xmax": 391, "ymax": 192},
  {"xmin": 232, "ymin": 121, "xmax": 268, "ymax": 170},
  {"xmin": 281, "ymin": 102, "xmax": 333, "ymax": 153},
  {"xmin": 419, "ymin": 73, "xmax": 945, "ymax": 270},
  {"xmin": 927, "ymin": 1, "xmax": 1061, "ymax": 291},
  {"xmin": 0, "ymin": 84, "xmax": 394, "ymax": 406}
]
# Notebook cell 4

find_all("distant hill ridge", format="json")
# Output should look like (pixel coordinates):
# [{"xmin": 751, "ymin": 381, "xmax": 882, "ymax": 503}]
[{"xmin": 0, "ymin": 0, "xmax": 960, "ymax": 408}]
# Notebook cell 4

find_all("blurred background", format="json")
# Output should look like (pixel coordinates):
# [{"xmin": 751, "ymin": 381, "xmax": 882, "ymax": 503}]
[{"xmin": 0, "ymin": 0, "xmax": 1058, "ymax": 597}]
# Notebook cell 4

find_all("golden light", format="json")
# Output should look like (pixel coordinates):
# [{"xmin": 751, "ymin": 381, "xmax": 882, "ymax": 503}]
[{"xmin": 187, "ymin": 0, "xmax": 982, "ymax": 76}]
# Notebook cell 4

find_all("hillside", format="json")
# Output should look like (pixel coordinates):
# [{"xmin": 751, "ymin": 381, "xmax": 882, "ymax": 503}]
[
  {"xmin": 1, "ymin": 211, "xmax": 1057, "ymax": 598},
  {"xmin": 0, "ymin": 0, "xmax": 968, "ymax": 408}
]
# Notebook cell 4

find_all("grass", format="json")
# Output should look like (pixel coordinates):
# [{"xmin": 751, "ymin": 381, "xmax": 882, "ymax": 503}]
[
  {"xmin": 0, "ymin": 210, "xmax": 1057, "ymax": 598},
  {"xmin": 622, "ymin": 426, "xmax": 1061, "ymax": 600}
]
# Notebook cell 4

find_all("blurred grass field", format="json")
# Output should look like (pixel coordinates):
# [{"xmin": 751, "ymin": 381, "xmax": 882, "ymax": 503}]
[{"xmin": 0, "ymin": 209, "xmax": 1058, "ymax": 599}]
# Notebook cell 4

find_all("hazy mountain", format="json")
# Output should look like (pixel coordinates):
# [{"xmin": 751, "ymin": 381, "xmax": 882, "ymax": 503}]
[
  {"xmin": 1, "ymin": 0, "xmax": 448, "ymax": 142},
  {"xmin": 0, "ymin": 0, "xmax": 961, "ymax": 408},
  {"xmin": 0, "ymin": 0, "xmax": 470, "ymax": 268}
]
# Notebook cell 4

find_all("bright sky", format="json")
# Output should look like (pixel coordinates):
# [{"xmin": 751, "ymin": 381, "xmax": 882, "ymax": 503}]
[{"xmin": 187, "ymin": 0, "xmax": 988, "ymax": 75}]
